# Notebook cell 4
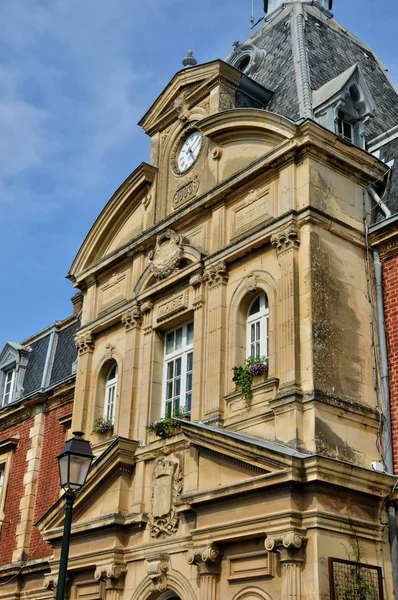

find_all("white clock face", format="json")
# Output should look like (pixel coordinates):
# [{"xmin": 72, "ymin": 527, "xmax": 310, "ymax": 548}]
[{"xmin": 177, "ymin": 130, "xmax": 203, "ymax": 173}]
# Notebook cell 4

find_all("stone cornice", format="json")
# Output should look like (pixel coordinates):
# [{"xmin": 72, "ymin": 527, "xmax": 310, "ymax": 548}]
[{"xmin": 0, "ymin": 435, "xmax": 19, "ymax": 453}]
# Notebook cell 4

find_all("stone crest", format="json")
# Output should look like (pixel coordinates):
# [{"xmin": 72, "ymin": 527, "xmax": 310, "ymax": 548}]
[
  {"xmin": 148, "ymin": 230, "xmax": 187, "ymax": 280},
  {"xmin": 147, "ymin": 458, "xmax": 183, "ymax": 538}
]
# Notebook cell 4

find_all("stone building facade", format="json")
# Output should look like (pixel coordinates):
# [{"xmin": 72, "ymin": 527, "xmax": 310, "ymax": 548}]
[{"xmin": 1, "ymin": 1, "xmax": 398, "ymax": 600}]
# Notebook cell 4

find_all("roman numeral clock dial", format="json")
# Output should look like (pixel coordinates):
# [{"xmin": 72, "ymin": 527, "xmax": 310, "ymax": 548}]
[{"xmin": 177, "ymin": 130, "xmax": 203, "ymax": 174}]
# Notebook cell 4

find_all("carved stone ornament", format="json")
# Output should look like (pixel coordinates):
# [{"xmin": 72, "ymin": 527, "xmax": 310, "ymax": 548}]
[
  {"xmin": 245, "ymin": 272, "xmax": 259, "ymax": 293},
  {"xmin": 146, "ymin": 553, "xmax": 170, "ymax": 592},
  {"xmin": 172, "ymin": 176, "xmax": 200, "ymax": 209},
  {"xmin": 174, "ymin": 93, "xmax": 190, "ymax": 122},
  {"xmin": 189, "ymin": 273, "xmax": 204, "ymax": 288},
  {"xmin": 271, "ymin": 223, "xmax": 301, "ymax": 255},
  {"xmin": 43, "ymin": 576, "xmax": 58, "ymax": 590},
  {"xmin": 121, "ymin": 304, "xmax": 142, "ymax": 330},
  {"xmin": 75, "ymin": 332, "xmax": 94, "ymax": 355},
  {"xmin": 142, "ymin": 192, "xmax": 152, "ymax": 210},
  {"xmin": 148, "ymin": 230, "xmax": 187, "ymax": 280},
  {"xmin": 265, "ymin": 531, "xmax": 306, "ymax": 562},
  {"xmin": 203, "ymin": 261, "xmax": 228, "ymax": 288},
  {"xmin": 140, "ymin": 300, "xmax": 154, "ymax": 314},
  {"xmin": 187, "ymin": 543, "xmax": 222, "ymax": 575},
  {"xmin": 147, "ymin": 458, "xmax": 183, "ymax": 538},
  {"xmin": 104, "ymin": 343, "xmax": 115, "ymax": 360},
  {"xmin": 94, "ymin": 564, "xmax": 127, "ymax": 582}
]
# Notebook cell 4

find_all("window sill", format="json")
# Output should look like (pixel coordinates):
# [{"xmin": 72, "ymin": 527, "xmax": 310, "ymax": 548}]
[{"xmin": 225, "ymin": 377, "xmax": 279, "ymax": 418}]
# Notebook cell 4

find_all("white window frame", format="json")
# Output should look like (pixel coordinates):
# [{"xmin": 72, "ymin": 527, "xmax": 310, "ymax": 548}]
[
  {"xmin": 104, "ymin": 363, "xmax": 117, "ymax": 423},
  {"xmin": 246, "ymin": 293, "xmax": 269, "ymax": 359},
  {"xmin": 2, "ymin": 369, "xmax": 16, "ymax": 406},
  {"xmin": 162, "ymin": 321, "xmax": 194, "ymax": 417}
]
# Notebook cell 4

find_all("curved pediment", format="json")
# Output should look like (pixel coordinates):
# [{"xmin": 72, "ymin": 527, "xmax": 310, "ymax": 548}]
[{"xmin": 69, "ymin": 163, "xmax": 157, "ymax": 283}]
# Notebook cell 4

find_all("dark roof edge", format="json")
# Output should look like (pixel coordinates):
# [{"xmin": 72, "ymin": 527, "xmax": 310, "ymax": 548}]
[{"xmin": 368, "ymin": 213, "xmax": 398, "ymax": 235}]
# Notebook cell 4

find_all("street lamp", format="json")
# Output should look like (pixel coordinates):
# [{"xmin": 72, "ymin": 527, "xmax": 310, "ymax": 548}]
[{"xmin": 56, "ymin": 431, "xmax": 94, "ymax": 600}]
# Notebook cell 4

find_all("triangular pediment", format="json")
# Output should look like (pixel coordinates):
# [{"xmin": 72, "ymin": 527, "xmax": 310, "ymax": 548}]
[
  {"xmin": 178, "ymin": 421, "xmax": 303, "ymax": 505},
  {"xmin": 37, "ymin": 437, "xmax": 139, "ymax": 541},
  {"xmin": 138, "ymin": 60, "xmax": 243, "ymax": 136},
  {"xmin": 68, "ymin": 163, "xmax": 157, "ymax": 284},
  {"xmin": 313, "ymin": 64, "xmax": 375, "ymax": 116},
  {"xmin": 0, "ymin": 342, "xmax": 24, "ymax": 369}
]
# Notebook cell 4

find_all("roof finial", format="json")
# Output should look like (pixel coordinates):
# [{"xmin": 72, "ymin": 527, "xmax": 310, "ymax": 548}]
[{"xmin": 182, "ymin": 50, "xmax": 198, "ymax": 68}]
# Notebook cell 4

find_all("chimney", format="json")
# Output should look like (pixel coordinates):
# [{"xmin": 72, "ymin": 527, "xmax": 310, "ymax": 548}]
[{"xmin": 71, "ymin": 292, "xmax": 83, "ymax": 315}]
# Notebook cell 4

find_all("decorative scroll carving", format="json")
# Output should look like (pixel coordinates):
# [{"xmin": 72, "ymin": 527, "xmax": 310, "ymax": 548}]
[
  {"xmin": 189, "ymin": 273, "xmax": 204, "ymax": 288},
  {"xmin": 140, "ymin": 301, "xmax": 153, "ymax": 335},
  {"xmin": 140, "ymin": 301, "xmax": 153, "ymax": 314},
  {"xmin": 203, "ymin": 261, "xmax": 228, "ymax": 289},
  {"xmin": 190, "ymin": 272, "xmax": 205, "ymax": 310},
  {"xmin": 104, "ymin": 343, "xmax": 115, "ymax": 360},
  {"xmin": 148, "ymin": 230, "xmax": 187, "ymax": 280},
  {"xmin": 146, "ymin": 553, "xmax": 170, "ymax": 592},
  {"xmin": 75, "ymin": 332, "xmax": 94, "ymax": 355},
  {"xmin": 265, "ymin": 531, "xmax": 305, "ymax": 553},
  {"xmin": 187, "ymin": 543, "xmax": 222, "ymax": 575},
  {"xmin": 147, "ymin": 458, "xmax": 183, "ymax": 538},
  {"xmin": 94, "ymin": 564, "xmax": 127, "ymax": 582},
  {"xmin": 173, "ymin": 176, "xmax": 200, "ymax": 209},
  {"xmin": 121, "ymin": 304, "xmax": 142, "ymax": 331},
  {"xmin": 271, "ymin": 223, "xmax": 301, "ymax": 255},
  {"xmin": 142, "ymin": 192, "xmax": 151, "ymax": 210},
  {"xmin": 265, "ymin": 532, "xmax": 306, "ymax": 600}
]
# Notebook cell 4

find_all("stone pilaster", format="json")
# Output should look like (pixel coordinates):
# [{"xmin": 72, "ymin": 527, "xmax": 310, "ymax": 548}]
[
  {"xmin": 120, "ymin": 304, "xmax": 142, "ymax": 439},
  {"xmin": 265, "ymin": 531, "xmax": 306, "ymax": 600},
  {"xmin": 94, "ymin": 564, "xmax": 126, "ymax": 600},
  {"xmin": 187, "ymin": 543, "xmax": 221, "ymax": 600},
  {"xmin": 271, "ymin": 223, "xmax": 301, "ymax": 388},
  {"xmin": 13, "ymin": 409, "xmax": 45, "ymax": 562},
  {"xmin": 190, "ymin": 273, "xmax": 205, "ymax": 421},
  {"xmin": 137, "ymin": 301, "xmax": 157, "ymax": 436},
  {"xmin": 72, "ymin": 330, "xmax": 95, "ymax": 433},
  {"xmin": 203, "ymin": 262, "xmax": 228, "ymax": 417}
]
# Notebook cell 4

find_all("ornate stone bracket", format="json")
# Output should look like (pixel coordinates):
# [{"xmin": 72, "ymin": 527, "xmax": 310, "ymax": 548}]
[
  {"xmin": 271, "ymin": 223, "xmax": 301, "ymax": 255},
  {"xmin": 75, "ymin": 332, "xmax": 94, "ymax": 355},
  {"xmin": 146, "ymin": 553, "xmax": 170, "ymax": 593},
  {"xmin": 94, "ymin": 563, "xmax": 127, "ymax": 591},
  {"xmin": 43, "ymin": 575, "xmax": 58, "ymax": 591},
  {"xmin": 140, "ymin": 301, "xmax": 153, "ymax": 336},
  {"xmin": 245, "ymin": 272, "xmax": 259, "ymax": 293},
  {"xmin": 190, "ymin": 272, "xmax": 205, "ymax": 310},
  {"xmin": 121, "ymin": 304, "xmax": 142, "ymax": 331},
  {"xmin": 203, "ymin": 261, "xmax": 228, "ymax": 289}
]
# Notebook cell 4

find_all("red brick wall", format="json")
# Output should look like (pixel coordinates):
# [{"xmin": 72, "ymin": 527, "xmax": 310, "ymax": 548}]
[
  {"xmin": 383, "ymin": 254, "xmax": 398, "ymax": 472},
  {"xmin": 0, "ymin": 417, "xmax": 34, "ymax": 566},
  {"xmin": 29, "ymin": 401, "xmax": 73, "ymax": 559}
]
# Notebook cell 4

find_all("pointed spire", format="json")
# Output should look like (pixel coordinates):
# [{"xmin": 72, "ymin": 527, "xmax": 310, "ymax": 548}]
[
  {"xmin": 264, "ymin": 0, "xmax": 332, "ymax": 15},
  {"xmin": 182, "ymin": 50, "xmax": 198, "ymax": 68}
]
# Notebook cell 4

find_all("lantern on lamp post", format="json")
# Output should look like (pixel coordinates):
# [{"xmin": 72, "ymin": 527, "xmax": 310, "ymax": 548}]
[{"xmin": 56, "ymin": 432, "xmax": 94, "ymax": 600}]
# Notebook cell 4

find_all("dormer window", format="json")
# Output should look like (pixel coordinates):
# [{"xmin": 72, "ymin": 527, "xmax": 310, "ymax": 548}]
[
  {"xmin": 313, "ymin": 65, "xmax": 374, "ymax": 149},
  {"xmin": 2, "ymin": 369, "xmax": 15, "ymax": 406}
]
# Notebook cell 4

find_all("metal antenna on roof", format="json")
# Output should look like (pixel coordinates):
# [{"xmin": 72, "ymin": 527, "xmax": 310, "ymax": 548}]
[{"xmin": 250, "ymin": 0, "xmax": 265, "ymax": 29}]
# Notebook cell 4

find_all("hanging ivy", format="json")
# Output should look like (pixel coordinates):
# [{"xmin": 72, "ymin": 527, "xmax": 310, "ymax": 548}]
[{"xmin": 232, "ymin": 356, "xmax": 268, "ymax": 406}]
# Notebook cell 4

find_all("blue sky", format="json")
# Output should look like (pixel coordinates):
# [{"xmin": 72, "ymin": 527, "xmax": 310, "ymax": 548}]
[{"xmin": 0, "ymin": 0, "xmax": 397, "ymax": 342}]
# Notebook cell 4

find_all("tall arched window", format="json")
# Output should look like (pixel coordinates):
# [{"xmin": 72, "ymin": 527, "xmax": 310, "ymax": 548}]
[
  {"xmin": 104, "ymin": 362, "xmax": 117, "ymax": 422},
  {"xmin": 246, "ymin": 293, "xmax": 269, "ymax": 359}
]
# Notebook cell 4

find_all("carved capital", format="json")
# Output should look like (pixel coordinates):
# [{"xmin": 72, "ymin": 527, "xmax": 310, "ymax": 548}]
[
  {"xmin": 121, "ymin": 304, "xmax": 142, "ymax": 331},
  {"xmin": 203, "ymin": 261, "xmax": 228, "ymax": 289},
  {"xmin": 146, "ymin": 553, "xmax": 170, "ymax": 592},
  {"xmin": 189, "ymin": 273, "xmax": 204, "ymax": 288},
  {"xmin": 271, "ymin": 223, "xmax": 300, "ymax": 255},
  {"xmin": 75, "ymin": 332, "xmax": 94, "ymax": 355},
  {"xmin": 140, "ymin": 301, "xmax": 153, "ymax": 314},
  {"xmin": 265, "ymin": 531, "xmax": 306, "ymax": 562},
  {"xmin": 187, "ymin": 543, "xmax": 222, "ymax": 576}
]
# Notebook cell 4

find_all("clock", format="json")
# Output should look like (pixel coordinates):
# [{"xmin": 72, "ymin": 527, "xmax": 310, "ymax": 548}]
[{"xmin": 176, "ymin": 130, "xmax": 203, "ymax": 173}]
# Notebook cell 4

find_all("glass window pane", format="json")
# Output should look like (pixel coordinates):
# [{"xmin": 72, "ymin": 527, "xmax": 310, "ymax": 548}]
[
  {"xmin": 166, "ymin": 332, "xmax": 174, "ymax": 354},
  {"xmin": 175, "ymin": 377, "xmax": 181, "ymax": 397},
  {"xmin": 256, "ymin": 321, "xmax": 260, "ymax": 342},
  {"xmin": 175, "ymin": 357, "xmax": 182, "ymax": 376},
  {"xmin": 251, "ymin": 323, "xmax": 255, "ymax": 343},
  {"xmin": 186, "ymin": 372, "xmax": 192, "ymax": 392},
  {"xmin": 167, "ymin": 361, "xmax": 174, "ymax": 380},
  {"xmin": 248, "ymin": 296, "xmax": 261, "ymax": 316},
  {"xmin": 187, "ymin": 322, "xmax": 194, "ymax": 345},
  {"xmin": 165, "ymin": 401, "xmax": 172, "ymax": 417},
  {"xmin": 186, "ymin": 393, "xmax": 192, "ymax": 412},
  {"xmin": 173, "ymin": 397, "xmax": 180, "ymax": 412},
  {"xmin": 187, "ymin": 352, "xmax": 193, "ymax": 372},
  {"xmin": 175, "ymin": 328, "xmax": 183, "ymax": 350},
  {"xmin": 166, "ymin": 381, "xmax": 173, "ymax": 400}
]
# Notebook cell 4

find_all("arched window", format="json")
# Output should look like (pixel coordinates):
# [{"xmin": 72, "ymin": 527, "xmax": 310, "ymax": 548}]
[
  {"xmin": 246, "ymin": 293, "xmax": 269, "ymax": 359},
  {"xmin": 104, "ymin": 362, "xmax": 117, "ymax": 422}
]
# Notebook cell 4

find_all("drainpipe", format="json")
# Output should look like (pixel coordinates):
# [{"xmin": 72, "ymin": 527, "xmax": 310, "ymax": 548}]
[
  {"xmin": 373, "ymin": 247, "xmax": 398, "ymax": 600},
  {"xmin": 367, "ymin": 185, "xmax": 392, "ymax": 219}
]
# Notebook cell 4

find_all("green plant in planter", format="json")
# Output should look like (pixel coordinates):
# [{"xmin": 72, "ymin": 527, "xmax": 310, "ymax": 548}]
[
  {"xmin": 232, "ymin": 356, "xmax": 268, "ymax": 405},
  {"xmin": 92, "ymin": 417, "xmax": 114, "ymax": 434},
  {"xmin": 146, "ymin": 407, "xmax": 189, "ymax": 438}
]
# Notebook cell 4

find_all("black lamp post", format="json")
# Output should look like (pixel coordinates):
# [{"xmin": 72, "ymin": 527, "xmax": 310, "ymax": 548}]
[{"xmin": 56, "ymin": 432, "xmax": 94, "ymax": 600}]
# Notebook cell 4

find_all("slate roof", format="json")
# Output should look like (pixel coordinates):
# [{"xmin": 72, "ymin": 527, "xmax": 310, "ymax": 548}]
[
  {"xmin": 49, "ymin": 319, "xmax": 80, "ymax": 386},
  {"xmin": 242, "ymin": 5, "xmax": 398, "ymax": 141},
  {"xmin": 23, "ymin": 335, "xmax": 51, "ymax": 396}
]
